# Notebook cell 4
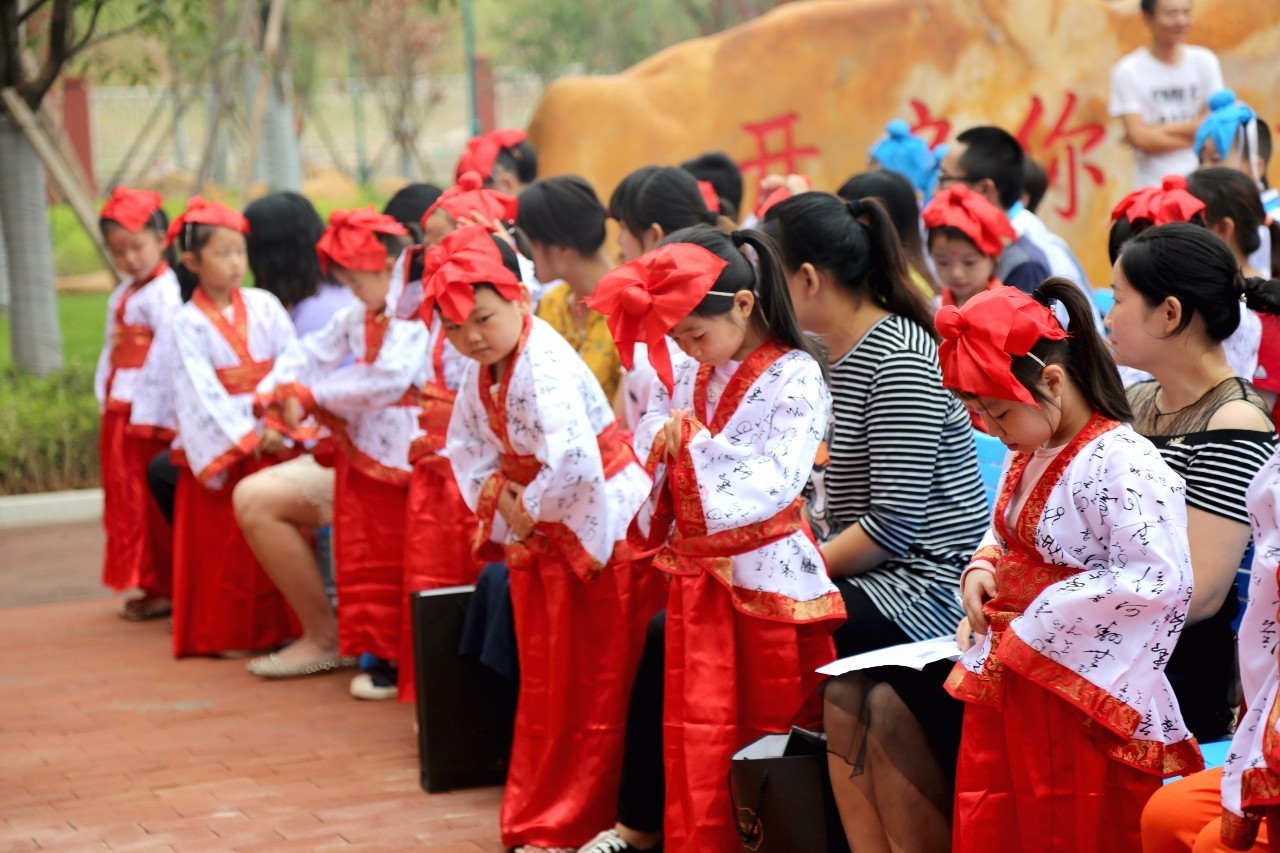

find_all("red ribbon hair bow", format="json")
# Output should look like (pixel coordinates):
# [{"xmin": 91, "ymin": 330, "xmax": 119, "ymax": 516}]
[
  {"xmin": 1110, "ymin": 175, "xmax": 1206, "ymax": 226},
  {"xmin": 586, "ymin": 243, "xmax": 729, "ymax": 394},
  {"xmin": 425, "ymin": 171, "xmax": 519, "ymax": 227},
  {"xmin": 936, "ymin": 286, "xmax": 1068, "ymax": 406},
  {"xmin": 315, "ymin": 207, "xmax": 409, "ymax": 274},
  {"xmin": 164, "ymin": 196, "xmax": 250, "ymax": 249},
  {"xmin": 419, "ymin": 224, "xmax": 524, "ymax": 325},
  {"xmin": 921, "ymin": 185, "xmax": 1016, "ymax": 258},
  {"xmin": 453, "ymin": 129, "xmax": 529, "ymax": 183},
  {"xmin": 101, "ymin": 187, "xmax": 164, "ymax": 233}
]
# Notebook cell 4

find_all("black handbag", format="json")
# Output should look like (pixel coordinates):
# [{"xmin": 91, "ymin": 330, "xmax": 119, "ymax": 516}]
[
  {"xmin": 411, "ymin": 584, "xmax": 517, "ymax": 793},
  {"xmin": 729, "ymin": 727, "xmax": 851, "ymax": 853}
]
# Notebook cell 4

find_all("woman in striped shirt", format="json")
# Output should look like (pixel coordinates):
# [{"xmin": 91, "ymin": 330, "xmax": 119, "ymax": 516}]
[{"xmin": 763, "ymin": 192, "xmax": 990, "ymax": 851}]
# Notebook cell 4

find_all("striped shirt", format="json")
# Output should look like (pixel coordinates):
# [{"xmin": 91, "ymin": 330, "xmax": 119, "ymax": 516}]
[{"xmin": 806, "ymin": 315, "xmax": 990, "ymax": 641}]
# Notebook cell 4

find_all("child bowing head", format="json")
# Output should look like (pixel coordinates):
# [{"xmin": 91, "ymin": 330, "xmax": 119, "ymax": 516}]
[
  {"xmin": 937, "ymin": 280, "xmax": 1131, "ymax": 453},
  {"xmin": 314, "ymin": 207, "xmax": 409, "ymax": 312},
  {"xmin": 590, "ymin": 224, "xmax": 821, "ymax": 391},
  {"xmin": 921, "ymin": 184, "xmax": 1016, "ymax": 309},
  {"xmin": 101, "ymin": 187, "xmax": 171, "ymax": 283},
  {"xmin": 420, "ymin": 172, "xmax": 519, "ymax": 248},
  {"xmin": 419, "ymin": 224, "xmax": 529, "ymax": 371}
]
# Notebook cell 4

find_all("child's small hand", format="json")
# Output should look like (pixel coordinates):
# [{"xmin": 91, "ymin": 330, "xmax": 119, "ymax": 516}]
[
  {"xmin": 663, "ymin": 409, "xmax": 690, "ymax": 458},
  {"xmin": 961, "ymin": 567, "xmax": 996, "ymax": 637},
  {"xmin": 258, "ymin": 428, "xmax": 285, "ymax": 457},
  {"xmin": 955, "ymin": 616, "xmax": 976, "ymax": 652},
  {"xmin": 498, "ymin": 482, "xmax": 534, "ymax": 541},
  {"xmin": 282, "ymin": 396, "xmax": 304, "ymax": 430}
]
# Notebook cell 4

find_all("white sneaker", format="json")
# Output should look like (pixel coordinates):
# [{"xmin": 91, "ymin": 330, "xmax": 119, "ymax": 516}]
[{"xmin": 349, "ymin": 672, "xmax": 398, "ymax": 701}]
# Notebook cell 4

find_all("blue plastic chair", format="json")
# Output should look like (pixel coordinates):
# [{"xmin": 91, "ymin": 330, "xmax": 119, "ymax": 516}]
[
  {"xmin": 972, "ymin": 430, "xmax": 1007, "ymax": 512},
  {"xmin": 1092, "ymin": 288, "xmax": 1114, "ymax": 319},
  {"xmin": 1233, "ymin": 543, "xmax": 1255, "ymax": 632}
]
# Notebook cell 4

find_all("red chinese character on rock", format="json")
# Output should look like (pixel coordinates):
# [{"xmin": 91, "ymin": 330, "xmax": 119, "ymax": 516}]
[
  {"xmin": 1015, "ymin": 93, "xmax": 1106, "ymax": 221},
  {"xmin": 908, "ymin": 100, "xmax": 952, "ymax": 149},
  {"xmin": 738, "ymin": 112, "xmax": 820, "ymax": 180}
]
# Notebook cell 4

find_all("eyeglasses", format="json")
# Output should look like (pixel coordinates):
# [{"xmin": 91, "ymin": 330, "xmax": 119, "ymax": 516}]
[{"xmin": 936, "ymin": 172, "xmax": 978, "ymax": 189}]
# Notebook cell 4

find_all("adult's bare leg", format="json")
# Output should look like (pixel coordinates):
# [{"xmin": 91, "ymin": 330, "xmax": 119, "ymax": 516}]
[{"xmin": 233, "ymin": 469, "xmax": 336, "ymax": 665}]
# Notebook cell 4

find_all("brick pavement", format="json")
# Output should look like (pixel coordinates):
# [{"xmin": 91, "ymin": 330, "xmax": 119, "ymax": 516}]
[{"xmin": 0, "ymin": 522, "xmax": 505, "ymax": 851}]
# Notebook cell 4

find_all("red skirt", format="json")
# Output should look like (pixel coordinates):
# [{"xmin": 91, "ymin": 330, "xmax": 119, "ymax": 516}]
[
  {"xmin": 953, "ymin": 670, "xmax": 1160, "ymax": 853},
  {"xmin": 172, "ymin": 461, "xmax": 298, "ymax": 657},
  {"xmin": 397, "ymin": 457, "xmax": 485, "ymax": 704},
  {"xmin": 501, "ymin": 547, "xmax": 665, "ymax": 849},
  {"xmin": 99, "ymin": 408, "xmax": 172, "ymax": 596},
  {"xmin": 663, "ymin": 570, "xmax": 836, "ymax": 853},
  {"xmin": 333, "ymin": 456, "xmax": 409, "ymax": 662}
]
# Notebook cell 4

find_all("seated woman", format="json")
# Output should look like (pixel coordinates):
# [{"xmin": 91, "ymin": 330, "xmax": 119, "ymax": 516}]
[{"xmin": 763, "ymin": 192, "xmax": 990, "ymax": 851}]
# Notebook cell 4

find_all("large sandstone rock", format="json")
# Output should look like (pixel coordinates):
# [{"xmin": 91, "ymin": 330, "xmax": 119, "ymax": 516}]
[{"xmin": 527, "ymin": 0, "xmax": 1280, "ymax": 283}]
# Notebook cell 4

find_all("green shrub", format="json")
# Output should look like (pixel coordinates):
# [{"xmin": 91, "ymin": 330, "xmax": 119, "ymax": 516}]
[{"xmin": 0, "ymin": 361, "xmax": 101, "ymax": 495}]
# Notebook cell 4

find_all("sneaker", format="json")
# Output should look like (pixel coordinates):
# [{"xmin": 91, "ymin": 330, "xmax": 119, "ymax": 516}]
[
  {"xmin": 350, "ymin": 660, "xmax": 398, "ymax": 701},
  {"xmin": 576, "ymin": 829, "xmax": 662, "ymax": 853}
]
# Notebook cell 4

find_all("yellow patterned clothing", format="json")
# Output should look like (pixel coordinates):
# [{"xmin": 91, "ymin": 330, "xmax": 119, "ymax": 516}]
[{"xmin": 535, "ymin": 283, "xmax": 622, "ymax": 401}]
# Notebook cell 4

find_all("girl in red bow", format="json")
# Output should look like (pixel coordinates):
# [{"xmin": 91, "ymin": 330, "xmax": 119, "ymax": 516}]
[
  {"xmin": 251, "ymin": 208, "xmax": 427, "ymax": 697},
  {"xmin": 163, "ymin": 197, "xmax": 300, "ymax": 658},
  {"xmin": 453, "ymin": 128, "xmax": 536, "ymax": 193},
  {"xmin": 588, "ymin": 225, "xmax": 845, "ymax": 853},
  {"xmin": 431, "ymin": 225, "xmax": 661, "ymax": 853},
  {"xmin": 939, "ymin": 282, "xmax": 1200, "ymax": 852},
  {"xmin": 95, "ymin": 187, "xmax": 182, "ymax": 621},
  {"xmin": 922, "ymin": 184, "xmax": 1017, "ymax": 309}
]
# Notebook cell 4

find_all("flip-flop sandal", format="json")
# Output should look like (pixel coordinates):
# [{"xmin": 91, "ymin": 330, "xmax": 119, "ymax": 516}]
[{"xmin": 119, "ymin": 595, "xmax": 172, "ymax": 622}]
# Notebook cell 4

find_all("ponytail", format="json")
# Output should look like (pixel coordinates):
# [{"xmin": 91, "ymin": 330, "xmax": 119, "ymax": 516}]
[
  {"xmin": 1014, "ymin": 277, "xmax": 1131, "ymax": 423},
  {"xmin": 1243, "ymin": 274, "xmax": 1280, "ymax": 315},
  {"xmin": 761, "ymin": 191, "xmax": 935, "ymax": 339},
  {"xmin": 659, "ymin": 223, "xmax": 827, "ymax": 378}
]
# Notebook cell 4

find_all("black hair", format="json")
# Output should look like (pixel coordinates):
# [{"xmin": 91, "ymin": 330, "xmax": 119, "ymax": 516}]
[
  {"xmin": 956, "ymin": 126, "xmax": 1025, "ymax": 209},
  {"xmin": 837, "ymin": 170, "xmax": 938, "ymax": 293},
  {"xmin": 1119, "ymin": 222, "xmax": 1256, "ymax": 341},
  {"xmin": 608, "ymin": 165, "xmax": 658, "ymax": 220},
  {"xmin": 763, "ymin": 191, "xmax": 935, "ymax": 340},
  {"xmin": 492, "ymin": 140, "xmax": 538, "ymax": 186},
  {"xmin": 1258, "ymin": 118, "xmax": 1273, "ymax": 173},
  {"xmin": 613, "ymin": 166, "xmax": 726, "ymax": 239},
  {"xmin": 926, "ymin": 224, "xmax": 988, "ymax": 255},
  {"xmin": 1108, "ymin": 208, "xmax": 1208, "ymax": 265},
  {"xmin": 243, "ymin": 192, "xmax": 324, "ymax": 310},
  {"xmin": 382, "ymin": 183, "xmax": 442, "ymax": 243},
  {"xmin": 1023, "ymin": 157, "xmax": 1049, "ymax": 214},
  {"xmin": 680, "ymin": 151, "xmax": 743, "ymax": 221},
  {"xmin": 1188, "ymin": 167, "xmax": 1267, "ymax": 255},
  {"xmin": 1140, "ymin": 0, "xmax": 1157, "ymax": 13},
  {"xmin": 658, "ymin": 224, "xmax": 826, "ymax": 374},
  {"xmin": 515, "ymin": 175, "xmax": 607, "ymax": 254},
  {"xmin": 1010, "ymin": 279, "xmax": 1132, "ymax": 422},
  {"xmin": 171, "ymin": 222, "xmax": 223, "ymax": 302}
]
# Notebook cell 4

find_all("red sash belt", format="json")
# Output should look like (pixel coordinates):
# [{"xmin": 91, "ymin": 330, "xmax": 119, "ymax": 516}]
[
  {"xmin": 216, "ymin": 359, "xmax": 274, "ymax": 395},
  {"xmin": 110, "ymin": 325, "xmax": 154, "ymax": 370},
  {"xmin": 499, "ymin": 421, "xmax": 635, "ymax": 487},
  {"xmin": 982, "ymin": 550, "xmax": 1082, "ymax": 634}
]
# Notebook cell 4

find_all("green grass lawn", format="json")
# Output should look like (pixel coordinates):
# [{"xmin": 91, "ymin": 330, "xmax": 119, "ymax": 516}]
[{"xmin": 0, "ymin": 292, "xmax": 109, "ymax": 371}]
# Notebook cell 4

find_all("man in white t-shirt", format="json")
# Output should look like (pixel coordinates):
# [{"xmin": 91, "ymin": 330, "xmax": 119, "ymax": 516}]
[{"xmin": 1109, "ymin": 0, "xmax": 1223, "ymax": 188}]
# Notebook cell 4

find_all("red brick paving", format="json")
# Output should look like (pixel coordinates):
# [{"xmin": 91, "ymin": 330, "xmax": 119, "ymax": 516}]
[{"xmin": 0, "ymin": 522, "xmax": 505, "ymax": 851}]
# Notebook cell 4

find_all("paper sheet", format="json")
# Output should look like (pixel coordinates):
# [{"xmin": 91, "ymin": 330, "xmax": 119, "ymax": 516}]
[{"xmin": 817, "ymin": 637, "xmax": 962, "ymax": 676}]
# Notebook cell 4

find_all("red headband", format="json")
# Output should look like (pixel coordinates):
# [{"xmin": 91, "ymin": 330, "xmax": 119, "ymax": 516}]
[
  {"xmin": 164, "ymin": 196, "xmax": 249, "ymax": 249},
  {"xmin": 586, "ymin": 243, "xmax": 729, "ymax": 395},
  {"xmin": 1110, "ymin": 175, "xmax": 1206, "ymax": 226},
  {"xmin": 315, "ymin": 207, "xmax": 409, "ymax": 274},
  {"xmin": 921, "ymin": 185, "xmax": 1016, "ymax": 258},
  {"xmin": 936, "ymin": 286, "xmax": 1068, "ymax": 407},
  {"xmin": 101, "ymin": 187, "xmax": 164, "ymax": 233},
  {"xmin": 697, "ymin": 180, "xmax": 720, "ymax": 214},
  {"xmin": 424, "ymin": 171, "xmax": 519, "ymax": 227},
  {"xmin": 419, "ymin": 224, "xmax": 524, "ymax": 325},
  {"xmin": 453, "ymin": 128, "xmax": 529, "ymax": 183}
]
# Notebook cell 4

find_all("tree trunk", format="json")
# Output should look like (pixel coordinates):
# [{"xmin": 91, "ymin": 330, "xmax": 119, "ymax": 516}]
[
  {"xmin": 0, "ymin": 202, "xmax": 10, "ymax": 310},
  {"xmin": 0, "ymin": 113, "xmax": 63, "ymax": 375}
]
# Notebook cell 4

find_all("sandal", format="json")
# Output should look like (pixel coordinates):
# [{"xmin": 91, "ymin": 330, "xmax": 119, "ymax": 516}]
[{"xmin": 119, "ymin": 595, "xmax": 172, "ymax": 622}]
